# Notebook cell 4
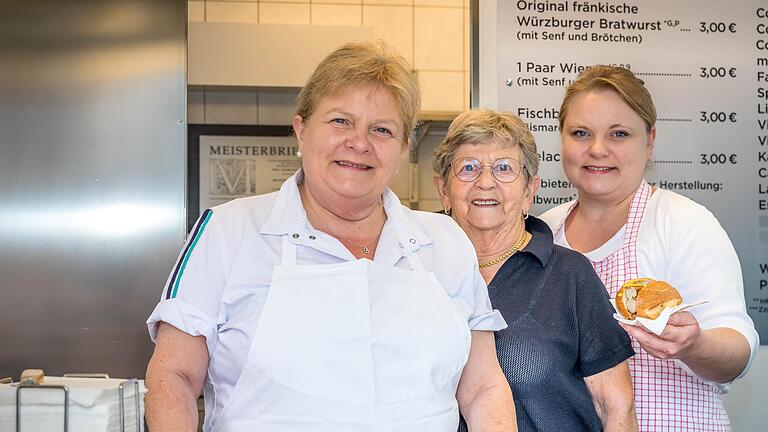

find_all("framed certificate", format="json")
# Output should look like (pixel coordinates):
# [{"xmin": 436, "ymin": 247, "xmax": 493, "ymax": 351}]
[{"xmin": 187, "ymin": 124, "xmax": 298, "ymax": 231}]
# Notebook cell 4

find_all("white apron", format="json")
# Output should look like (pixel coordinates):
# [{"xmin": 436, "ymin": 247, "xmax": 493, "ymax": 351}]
[
  {"xmin": 211, "ymin": 235, "xmax": 471, "ymax": 431},
  {"xmin": 554, "ymin": 180, "xmax": 729, "ymax": 431}
]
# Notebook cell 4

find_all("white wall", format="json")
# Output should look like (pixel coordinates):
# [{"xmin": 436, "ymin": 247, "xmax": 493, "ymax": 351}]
[{"xmin": 187, "ymin": 0, "xmax": 472, "ymax": 123}]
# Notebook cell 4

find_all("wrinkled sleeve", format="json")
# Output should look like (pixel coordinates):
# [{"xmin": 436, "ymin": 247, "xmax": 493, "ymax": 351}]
[
  {"xmin": 465, "ymin": 262, "xmax": 507, "ymax": 331},
  {"xmin": 665, "ymin": 205, "xmax": 759, "ymax": 379},
  {"xmin": 146, "ymin": 209, "xmax": 228, "ymax": 358},
  {"xmin": 444, "ymin": 222, "xmax": 507, "ymax": 332}
]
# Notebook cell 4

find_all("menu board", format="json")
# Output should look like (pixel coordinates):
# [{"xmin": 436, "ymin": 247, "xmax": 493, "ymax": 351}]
[{"xmin": 484, "ymin": 0, "xmax": 768, "ymax": 342}]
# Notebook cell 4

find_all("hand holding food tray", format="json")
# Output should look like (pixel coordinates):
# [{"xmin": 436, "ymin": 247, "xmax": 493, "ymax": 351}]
[{"xmin": 610, "ymin": 278, "xmax": 708, "ymax": 336}]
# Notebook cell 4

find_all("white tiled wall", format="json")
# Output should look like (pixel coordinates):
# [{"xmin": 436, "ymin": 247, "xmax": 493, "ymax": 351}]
[
  {"xmin": 203, "ymin": 89, "xmax": 260, "ymax": 124},
  {"xmin": 205, "ymin": 2, "xmax": 260, "ymax": 23},
  {"xmin": 259, "ymin": 2, "xmax": 309, "ymax": 24},
  {"xmin": 419, "ymin": 70, "xmax": 464, "ymax": 113},
  {"xmin": 311, "ymin": 3, "xmax": 362, "ymax": 26},
  {"xmin": 362, "ymin": 4, "xmax": 413, "ymax": 65},
  {"xmin": 413, "ymin": 6, "xmax": 463, "ymax": 71},
  {"xmin": 187, "ymin": 0, "xmax": 470, "ymax": 125}
]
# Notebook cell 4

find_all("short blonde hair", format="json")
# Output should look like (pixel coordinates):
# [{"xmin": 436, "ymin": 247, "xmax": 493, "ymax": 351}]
[
  {"xmin": 559, "ymin": 65, "xmax": 656, "ymax": 132},
  {"xmin": 433, "ymin": 109, "xmax": 538, "ymax": 185},
  {"xmin": 295, "ymin": 40, "xmax": 420, "ymax": 145}
]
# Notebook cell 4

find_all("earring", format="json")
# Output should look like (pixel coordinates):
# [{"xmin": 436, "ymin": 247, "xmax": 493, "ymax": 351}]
[
  {"xmin": 522, "ymin": 209, "xmax": 529, "ymax": 220},
  {"xmin": 444, "ymin": 207, "xmax": 451, "ymax": 216},
  {"xmin": 296, "ymin": 150, "xmax": 302, "ymax": 158}
]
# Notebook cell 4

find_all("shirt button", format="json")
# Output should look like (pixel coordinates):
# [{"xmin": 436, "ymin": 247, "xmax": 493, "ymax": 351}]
[
  {"xmin": 292, "ymin": 233, "xmax": 300, "ymax": 239},
  {"xmin": 309, "ymin": 235, "xmax": 316, "ymax": 240},
  {"xmin": 398, "ymin": 243, "xmax": 404, "ymax": 248},
  {"xmin": 409, "ymin": 238, "xmax": 416, "ymax": 244}
]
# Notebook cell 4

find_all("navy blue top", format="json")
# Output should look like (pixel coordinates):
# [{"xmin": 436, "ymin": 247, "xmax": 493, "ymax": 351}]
[{"xmin": 459, "ymin": 216, "xmax": 634, "ymax": 432}]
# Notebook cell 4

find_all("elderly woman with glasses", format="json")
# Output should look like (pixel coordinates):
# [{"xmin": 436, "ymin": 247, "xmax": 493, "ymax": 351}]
[{"xmin": 433, "ymin": 109, "xmax": 638, "ymax": 432}]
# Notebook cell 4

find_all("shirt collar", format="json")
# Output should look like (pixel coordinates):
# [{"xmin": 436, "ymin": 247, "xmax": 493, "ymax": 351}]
[
  {"xmin": 380, "ymin": 187, "xmax": 432, "ymax": 254},
  {"xmin": 261, "ymin": 170, "xmax": 432, "ymax": 253},
  {"xmin": 552, "ymin": 199, "xmax": 579, "ymax": 239},
  {"xmin": 260, "ymin": 170, "xmax": 311, "ymax": 236},
  {"xmin": 520, "ymin": 215, "xmax": 554, "ymax": 267}
]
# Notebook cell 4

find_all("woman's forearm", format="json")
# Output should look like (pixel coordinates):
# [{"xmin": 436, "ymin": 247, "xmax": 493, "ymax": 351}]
[
  {"xmin": 601, "ymin": 404, "xmax": 637, "ymax": 432},
  {"xmin": 681, "ymin": 328, "xmax": 751, "ymax": 383},
  {"xmin": 145, "ymin": 367, "xmax": 200, "ymax": 431},
  {"xmin": 462, "ymin": 379, "xmax": 517, "ymax": 431},
  {"xmin": 145, "ymin": 322, "xmax": 209, "ymax": 432},
  {"xmin": 586, "ymin": 362, "xmax": 637, "ymax": 432},
  {"xmin": 457, "ymin": 331, "xmax": 517, "ymax": 431}
]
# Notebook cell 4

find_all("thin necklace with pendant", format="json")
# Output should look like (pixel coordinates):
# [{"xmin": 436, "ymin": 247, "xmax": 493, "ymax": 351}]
[
  {"xmin": 300, "ymin": 183, "xmax": 384, "ymax": 257},
  {"xmin": 339, "ymin": 236, "xmax": 371, "ymax": 255},
  {"xmin": 478, "ymin": 230, "xmax": 530, "ymax": 268}
]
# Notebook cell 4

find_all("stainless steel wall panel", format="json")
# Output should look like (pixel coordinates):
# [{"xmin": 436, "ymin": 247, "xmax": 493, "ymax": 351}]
[{"xmin": 0, "ymin": 0, "xmax": 186, "ymax": 379}]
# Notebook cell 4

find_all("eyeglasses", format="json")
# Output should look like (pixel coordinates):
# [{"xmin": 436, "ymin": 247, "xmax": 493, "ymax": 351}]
[{"xmin": 451, "ymin": 157, "xmax": 524, "ymax": 183}]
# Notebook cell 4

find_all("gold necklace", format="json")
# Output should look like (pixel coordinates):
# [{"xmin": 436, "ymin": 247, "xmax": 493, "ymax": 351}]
[{"xmin": 478, "ymin": 230, "xmax": 530, "ymax": 268}]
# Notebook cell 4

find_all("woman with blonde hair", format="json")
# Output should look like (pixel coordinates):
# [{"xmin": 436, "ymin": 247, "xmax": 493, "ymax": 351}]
[
  {"xmin": 542, "ymin": 65, "xmax": 759, "ymax": 430},
  {"xmin": 145, "ymin": 41, "xmax": 517, "ymax": 431}
]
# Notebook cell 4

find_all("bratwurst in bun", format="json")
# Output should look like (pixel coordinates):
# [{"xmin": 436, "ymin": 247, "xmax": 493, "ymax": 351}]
[{"xmin": 615, "ymin": 278, "xmax": 683, "ymax": 320}]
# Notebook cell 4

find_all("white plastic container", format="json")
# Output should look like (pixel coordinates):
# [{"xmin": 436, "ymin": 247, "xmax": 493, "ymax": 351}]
[{"xmin": 0, "ymin": 376, "xmax": 146, "ymax": 432}]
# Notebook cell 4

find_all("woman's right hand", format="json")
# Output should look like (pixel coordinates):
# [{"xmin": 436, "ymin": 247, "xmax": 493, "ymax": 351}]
[
  {"xmin": 620, "ymin": 312, "xmax": 750, "ymax": 383},
  {"xmin": 145, "ymin": 322, "xmax": 209, "ymax": 432},
  {"xmin": 619, "ymin": 311, "xmax": 701, "ymax": 360}
]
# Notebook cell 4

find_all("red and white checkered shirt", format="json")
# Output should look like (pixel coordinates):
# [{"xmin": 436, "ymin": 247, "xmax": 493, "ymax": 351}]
[{"xmin": 553, "ymin": 180, "xmax": 730, "ymax": 431}]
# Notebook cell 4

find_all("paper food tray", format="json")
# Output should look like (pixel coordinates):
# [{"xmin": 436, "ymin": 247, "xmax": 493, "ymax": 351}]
[
  {"xmin": 0, "ymin": 376, "xmax": 146, "ymax": 432},
  {"xmin": 610, "ymin": 298, "xmax": 708, "ymax": 336}
]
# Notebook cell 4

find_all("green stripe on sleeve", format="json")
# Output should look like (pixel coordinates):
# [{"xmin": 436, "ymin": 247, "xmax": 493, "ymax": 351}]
[{"xmin": 171, "ymin": 210, "xmax": 214, "ymax": 299}]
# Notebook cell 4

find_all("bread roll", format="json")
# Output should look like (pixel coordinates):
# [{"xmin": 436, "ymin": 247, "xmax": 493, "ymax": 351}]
[{"xmin": 616, "ymin": 278, "xmax": 682, "ymax": 320}]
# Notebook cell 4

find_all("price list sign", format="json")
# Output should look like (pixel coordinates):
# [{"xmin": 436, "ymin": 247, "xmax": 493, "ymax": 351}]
[{"xmin": 491, "ymin": 0, "xmax": 768, "ymax": 340}]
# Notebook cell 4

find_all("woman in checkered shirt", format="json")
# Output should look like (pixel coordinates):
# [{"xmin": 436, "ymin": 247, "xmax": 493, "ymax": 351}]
[{"xmin": 541, "ymin": 65, "xmax": 759, "ymax": 431}]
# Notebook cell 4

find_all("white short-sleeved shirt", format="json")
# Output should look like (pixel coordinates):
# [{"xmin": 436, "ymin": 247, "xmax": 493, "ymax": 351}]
[
  {"xmin": 540, "ymin": 188, "xmax": 759, "ymax": 388},
  {"xmin": 147, "ymin": 172, "xmax": 506, "ymax": 428}
]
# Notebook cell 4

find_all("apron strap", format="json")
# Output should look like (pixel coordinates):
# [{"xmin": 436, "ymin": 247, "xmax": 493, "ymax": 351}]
[
  {"xmin": 404, "ymin": 249, "xmax": 425, "ymax": 272},
  {"xmin": 623, "ymin": 179, "xmax": 652, "ymax": 244},
  {"xmin": 281, "ymin": 235, "xmax": 297, "ymax": 265}
]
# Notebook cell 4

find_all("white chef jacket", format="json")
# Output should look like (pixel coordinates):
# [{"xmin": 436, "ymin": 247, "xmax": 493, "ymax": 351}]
[
  {"xmin": 147, "ymin": 172, "xmax": 506, "ymax": 430},
  {"xmin": 540, "ymin": 188, "xmax": 759, "ymax": 389}
]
